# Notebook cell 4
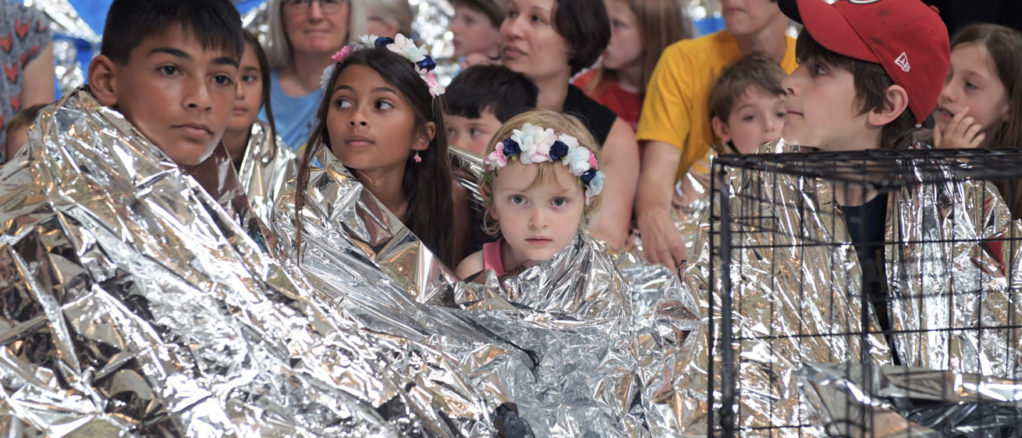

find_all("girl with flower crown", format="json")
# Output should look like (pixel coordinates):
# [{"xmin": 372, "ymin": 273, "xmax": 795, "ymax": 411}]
[
  {"xmin": 292, "ymin": 34, "xmax": 470, "ymax": 267},
  {"xmin": 455, "ymin": 110, "xmax": 605, "ymax": 279}
]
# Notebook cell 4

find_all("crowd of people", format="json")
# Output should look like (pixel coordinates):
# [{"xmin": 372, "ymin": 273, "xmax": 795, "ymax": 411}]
[{"xmin": 1, "ymin": 0, "xmax": 1022, "ymax": 433}]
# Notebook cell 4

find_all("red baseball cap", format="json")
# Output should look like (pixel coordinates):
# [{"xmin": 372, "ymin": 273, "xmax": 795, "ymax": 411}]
[{"xmin": 779, "ymin": 0, "xmax": 950, "ymax": 124}]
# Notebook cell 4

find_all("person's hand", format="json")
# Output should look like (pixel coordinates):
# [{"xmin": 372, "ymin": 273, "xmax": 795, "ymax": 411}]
[
  {"xmin": 636, "ymin": 207, "xmax": 687, "ymax": 270},
  {"xmin": 935, "ymin": 106, "xmax": 985, "ymax": 149}
]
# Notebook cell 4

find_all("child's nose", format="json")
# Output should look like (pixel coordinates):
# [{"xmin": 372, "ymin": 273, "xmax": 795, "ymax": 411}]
[
  {"xmin": 184, "ymin": 77, "xmax": 213, "ymax": 110},
  {"xmin": 782, "ymin": 67, "xmax": 802, "ymax": 96},
  {"xmin": 528, "ymin": 207, "xmax": 547, "ymax": 229}
]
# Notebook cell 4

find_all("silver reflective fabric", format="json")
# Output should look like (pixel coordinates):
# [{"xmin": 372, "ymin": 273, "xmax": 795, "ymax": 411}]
[
  {"xmin": 236, "ymin": 120, "xmax": 296, "ymax": 227},
  {"xmin": 273, "ymin": 145, "xmax": 702, "ymax": 435},
  {"xmin": 885, "ymin": 172, "xmax": 1022, "ymax": 376},
  {"xmin": 0, "ymin": 88, "xmax": 508, "ymax": 436},
  {"xmin": 680, "ymin": 140, "xmax": 892, "ymax": 434},
  {"xmin": 798, "ymin": 363, "xmax": 1022, "ymax": 437}
]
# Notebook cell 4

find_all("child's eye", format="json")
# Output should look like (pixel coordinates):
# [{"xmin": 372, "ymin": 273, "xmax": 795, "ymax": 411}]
[
  {"xmin": 965, "ymin": 81, "xmax": 978, "ymax": 90},
  {"xmin": 375, "ymin": 100, "xmax": 394, "ymax": 110},
  {"xmin": 612, "ymin": 19, "xmax": 625, "ymax": 29},
  {"xmin": 212, "ymin": 74, "xmax": 235, "ymax": 86},
  {"xmin": 509, "ymin": 194, "xmax": 526, "ymax": 205},
  {"xmin": 469, "ymin": 127, "xmax": 483, "ymax": 137},
  {"xmin": 813, "ymin": 63, "xmax": 827, "ymax": 75},
  {"xmin": 507, "ymin": 9, "xmax": 517, "ymax": 18},
  {"xmin": 530, "ymin": 13, "xmax": 545, "ymax": 23},
  {"xmin": 447, "ymin": 127, "xmax": 458, "ymax": 137},
  {"xmin": 334, "ymin": 98, "xmax": 352, "ymax": 109},
  {"xmin": 742, "ymin": 114, "xmax": 756, "ymax": 122},
  {"xmin": 551, "ymin": 197, "xmax": 568, "ymax": 207},
  {"xmin": 242, "ymin": 73, "xmax": 259, "ymax": 83},
  {"xmin": 157, "ymin": 65, "xmax": 178, "ymax": 75}
]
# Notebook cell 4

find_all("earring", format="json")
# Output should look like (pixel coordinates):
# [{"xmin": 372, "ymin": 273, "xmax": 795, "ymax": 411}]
[{"xmin": 413, "ymin": 151, "xmax": 422, "ymax": 163}]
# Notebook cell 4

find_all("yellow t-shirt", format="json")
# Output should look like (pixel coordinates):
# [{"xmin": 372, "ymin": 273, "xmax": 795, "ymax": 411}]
[{"xmin": 637, "ymin": 30, "xmax": 798, "ymax": 179}]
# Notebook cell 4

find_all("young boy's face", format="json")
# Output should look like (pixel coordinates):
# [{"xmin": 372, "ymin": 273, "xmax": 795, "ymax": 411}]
[
  {"xmin": 714, "ymin": 87, "xmax": 785, "ymax": 154},
  {"xmin": 104, "ymin": 26, "xmax": 239, "ymax": 165},
  {"xmin": 781, "ymin": 59, "xmax": 873, "ymax": 151},
  {"xmin": 446, "ymin": 109, "xmax": 502, "ymax": 155}
]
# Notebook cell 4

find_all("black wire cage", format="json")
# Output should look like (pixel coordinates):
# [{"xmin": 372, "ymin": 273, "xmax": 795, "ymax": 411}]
[{"xmin": 705, "ymin": 147, "xmax": 1022, "ymax": 437}]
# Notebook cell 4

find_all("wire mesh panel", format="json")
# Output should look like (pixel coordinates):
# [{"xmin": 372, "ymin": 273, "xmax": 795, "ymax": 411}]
[{"xmin": 706, "ymin": 147, "xmax": 1022, "ymax": 437}]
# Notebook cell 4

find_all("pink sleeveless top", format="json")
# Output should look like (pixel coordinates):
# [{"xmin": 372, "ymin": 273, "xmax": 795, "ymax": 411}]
[{"xmin": 482, "ymin": 239, "xmax": 506, "ymax": 277}]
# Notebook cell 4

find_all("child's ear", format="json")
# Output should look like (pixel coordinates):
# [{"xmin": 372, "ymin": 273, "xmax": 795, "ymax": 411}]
[
  {"xmin": 868, "ymin": 84, "xmax": 910, "ymax": 127},
  {"xmin": 413, "ymin": 121, "xmax": 437, "ymax": 151},
  {"xmin": 87, "ymin": 55, "xmax": 119, "ymax": 107},
  {"xmin": 711, "ymin": 115, "xmax": 730, "ymax": 143}
]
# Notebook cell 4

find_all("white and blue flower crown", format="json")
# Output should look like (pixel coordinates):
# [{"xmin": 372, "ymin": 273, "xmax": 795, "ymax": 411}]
[
  {"xmin": 320, "ymin": 34, "xmax": 445, "ymax": 97},
  {"xmin": 484, "ymin": 123, "xmax": 605, "ymax": 200}
]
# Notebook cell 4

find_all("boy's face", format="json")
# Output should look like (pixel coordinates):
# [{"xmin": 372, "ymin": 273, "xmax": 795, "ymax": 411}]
[
  {"xmin": 781, "ymin": 59, "xmax": 874, "ymax": 151},
  {"xmin": 714, "ymin": 88, "xmax": 785, "ymax": 154},
  {"xmin": 104, "ymin": 26, "xmax": 239, "ymax": 165},
  {"xmin": 445, "ymin": 109, "xmax": 502, "ymax": 155}
]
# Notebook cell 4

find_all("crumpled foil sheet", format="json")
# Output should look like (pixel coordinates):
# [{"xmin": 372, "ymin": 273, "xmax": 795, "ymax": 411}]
[
  {"xmin": 678, "ymin": 140, "xmax": 892, "ymax": 435},
  {"xmin": 0, "ymin": 87, "xmax": 516, "ymax": 436},
  {"xmin": 272, "ymin": 145, "xmax": 702, "ymax": 435},
  {"xmin": 236, "ymin": 119, "xmax": 296, "ymax": 228},
  {"xmin": 798, "ymin": 362, "xmax": 1022, "ymax": 437},
  {"xmin": 884, "ymin": 167, "xmax": 1022, "ymax": 376}
]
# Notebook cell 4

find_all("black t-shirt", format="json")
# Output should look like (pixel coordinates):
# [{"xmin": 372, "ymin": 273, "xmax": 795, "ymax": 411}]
[
  {"xmin": 562, "ymin": 84, "xmax": 617, "ymax": 149},
  {"xmin": 843, "ymin": 192, "xmax": 899, "ymax": 363}
]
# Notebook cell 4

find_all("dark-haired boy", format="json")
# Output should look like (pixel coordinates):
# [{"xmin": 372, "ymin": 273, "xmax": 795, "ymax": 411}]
[
  {"xmin": 88, "ymin": 0, "xmax": 242, "ymax": 166},
  {"xmin": 444, "ymin": 64, "xmax": 538, "ymax": 155},
  {"xmin": 778, "ymin": 0, "xmax": 1019, "ymax": 376}
]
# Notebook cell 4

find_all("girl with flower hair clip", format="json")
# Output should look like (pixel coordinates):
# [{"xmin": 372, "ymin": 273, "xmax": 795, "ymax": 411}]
[
  {"xmin": 292, "ymin": 34, "xmax": 471, "ymax": 267},
  {"xmin": 455, "ymin": 110, "xmax": 605, "ymax": 279}
]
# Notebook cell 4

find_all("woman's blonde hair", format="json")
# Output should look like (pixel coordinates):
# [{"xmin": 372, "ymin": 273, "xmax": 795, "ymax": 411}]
[
  {"xmin": 265, "ymin": 0, "xmax": 368, "ymax": 70},
  {"xmin": 482, "ymin": 110, "xmax": 603, "ymax": 233}
]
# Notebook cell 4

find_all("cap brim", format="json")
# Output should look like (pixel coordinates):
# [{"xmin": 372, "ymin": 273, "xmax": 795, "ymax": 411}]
[{"xmin": 793, "ymin": 0, "xmax": 876, "ymax": 63}]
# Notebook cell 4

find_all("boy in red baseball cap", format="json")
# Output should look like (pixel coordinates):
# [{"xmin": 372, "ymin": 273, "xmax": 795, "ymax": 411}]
[{"xmin": 778, "ymin": 0, "xmax": 949, "ymax": 151}]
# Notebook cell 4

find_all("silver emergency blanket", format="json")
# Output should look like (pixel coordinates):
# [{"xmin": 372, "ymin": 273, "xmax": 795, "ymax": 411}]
[
  {"xmin": 236, "ymin": 119, "xmax": 296, "ymax": 227},
  {"xmin": 271, "ymin": 145, "xmax": 702, "ymax": 435},
  {"xmin": 797, "ymin": 362, "xmax": 1022, "ymax": 437},
  {"xmin": 0, "ymin": 88, "xmax": 517, "ymax": 436},
  {"xmin": 679, "ymin": 140, "xmax": 892, "ymax": 435},
  {"xmin": 885, "ymin": 168, "xmax": 1022, "ymax": 376}
]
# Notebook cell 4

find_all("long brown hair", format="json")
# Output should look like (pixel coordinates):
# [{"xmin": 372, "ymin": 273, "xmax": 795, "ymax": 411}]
[
  {"xmin": 294, "ymin": 47, "xmax": 456, "ymax": 265},
  {"xmin": 584, "ymin": 0, "xmax": 692, "ymax": 95},
  {"xmin": 242, "ymin": 31, "xmax": 281, "ymax": 162},
  {"xmin": 950, "ymin": 24, "xmax": 1022, "ymax": 218}
]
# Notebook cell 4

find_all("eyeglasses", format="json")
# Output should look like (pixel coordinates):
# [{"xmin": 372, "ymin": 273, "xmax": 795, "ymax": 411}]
[{"xmin": 282, "ymin": 0, "xmax": 348, "ymax": 15}]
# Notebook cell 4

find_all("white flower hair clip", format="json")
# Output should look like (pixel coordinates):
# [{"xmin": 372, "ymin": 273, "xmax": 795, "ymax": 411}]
[
  {"xmin": 320, "ymin": 34, "xmax": 445, "ymax": 97},
  {"xmin": 484, "ymin": 123, "xmax": 605, "ymax": 200}
]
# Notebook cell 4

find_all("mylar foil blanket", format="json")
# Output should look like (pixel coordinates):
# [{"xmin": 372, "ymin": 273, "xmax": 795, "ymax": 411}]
[
  {"xmin": 0, "ymin": 88, "xmax": 505, "ymax": 436},
  {"xmin": 797, "ymin": 362, "xmax": 1022, "ymax": 437},
  {"xmin": 272, "ymin": 145, "xmax": 701, "ymax": 435},
  {"xmin": 884, "ymin": 166, "xmax": 1022, "ymax": 376},
  {"xmin": 680, "ymin": 140, "xmax": 892, "ymax": 435},
  {"xmin": 236, "ymin": 119, "xmax": 296, "ymax": 228}
]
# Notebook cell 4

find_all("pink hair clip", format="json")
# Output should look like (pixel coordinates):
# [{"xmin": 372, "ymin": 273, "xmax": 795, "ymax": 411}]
[{"xmin": 332, "ymin": 45, "xmax": 355, "ymax": 63}]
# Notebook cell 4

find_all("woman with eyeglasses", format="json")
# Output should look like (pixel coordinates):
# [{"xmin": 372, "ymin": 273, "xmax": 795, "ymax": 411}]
[{"xmin": 264, "ymin": 0, "xmax": 366, "ymax": 149}]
